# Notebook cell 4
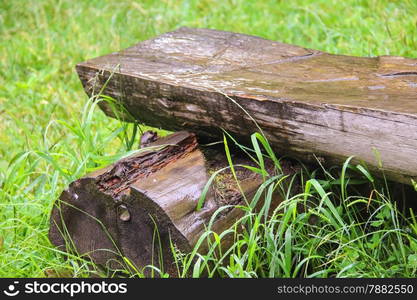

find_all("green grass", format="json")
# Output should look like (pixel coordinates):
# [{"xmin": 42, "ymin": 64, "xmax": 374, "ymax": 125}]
[{"xmin": 1, "ymin": 0, "xmax": 417, "ymax": 277}]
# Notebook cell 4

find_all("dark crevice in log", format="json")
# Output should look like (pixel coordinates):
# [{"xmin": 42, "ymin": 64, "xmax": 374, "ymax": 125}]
[
  {"xmin": 380, "ymin": 71, "xmax": 417, "ymax": 77},
  {"xmin": 96, "ymin": 133, "xmax": 198, "ymax": 199}
]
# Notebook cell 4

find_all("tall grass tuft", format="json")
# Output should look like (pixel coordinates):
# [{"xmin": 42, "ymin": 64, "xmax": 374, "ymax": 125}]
[{"xmin": 170, "ymin": 133, "xmax": 417, "ymax": 278}]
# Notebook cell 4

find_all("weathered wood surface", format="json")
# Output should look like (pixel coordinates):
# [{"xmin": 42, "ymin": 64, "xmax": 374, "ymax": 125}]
[
  {"xmin": 49, "ymin": 131, "xmax": 285, "ymax": 275},
  {"xmin": 76, "ymin": 27, "xmax": 417, "ymax": 184}
]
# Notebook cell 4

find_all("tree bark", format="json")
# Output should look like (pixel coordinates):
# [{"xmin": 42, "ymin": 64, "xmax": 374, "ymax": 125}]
[
  {"xmin": 76, "ymin": 27, "xmax": 417, "ymax": 185},
  {"xmin": 49, "ymin": 131, "xmax": 286, "ymax": 276}
]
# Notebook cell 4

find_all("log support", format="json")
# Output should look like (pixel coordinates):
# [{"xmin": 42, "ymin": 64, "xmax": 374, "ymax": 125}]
[{"xmin": 49, "ymin": 132, "xmax": 285, "ymax": 275}]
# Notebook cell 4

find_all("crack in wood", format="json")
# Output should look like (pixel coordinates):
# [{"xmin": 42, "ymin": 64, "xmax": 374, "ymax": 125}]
[
  {"xmin": 380, "ymin": 71, "xmax": 417, "ymax": 77},
  {"xmin": 96, "ymin": 133, "xmax": 198, "ymax": 198}
]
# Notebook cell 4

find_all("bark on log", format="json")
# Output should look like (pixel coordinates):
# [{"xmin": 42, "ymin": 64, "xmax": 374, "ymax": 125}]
[
  {"xmin": 49, "ymin": 131, "xmax": 285, "ymax": 275},
  {"xmin": 76, "ymin": 27, "xmax": 417, "ymax": 185}
]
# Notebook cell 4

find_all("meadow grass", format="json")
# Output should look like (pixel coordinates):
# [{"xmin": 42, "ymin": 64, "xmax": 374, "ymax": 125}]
[{"xmin": 1, "ymin": 0, "xmax": 417, "ymax": 277}]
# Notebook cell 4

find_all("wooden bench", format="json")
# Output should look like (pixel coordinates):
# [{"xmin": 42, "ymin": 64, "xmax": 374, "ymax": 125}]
[
  {"xmin": 76, "ymin": 27, "xmax": 417, "ymax": 185},
  {"xmin": 50, "ymin": 28, "xmax": 417, "ymax": 275}
]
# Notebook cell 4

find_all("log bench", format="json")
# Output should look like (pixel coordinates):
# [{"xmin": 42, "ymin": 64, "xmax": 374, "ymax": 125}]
[
  {"xmin": 50, "ymin": 27, "xmax": 417, "ymax": 275},
  {"xmin": 76, "ymin": 27, "xmax": 417, "ymax": 185}
]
